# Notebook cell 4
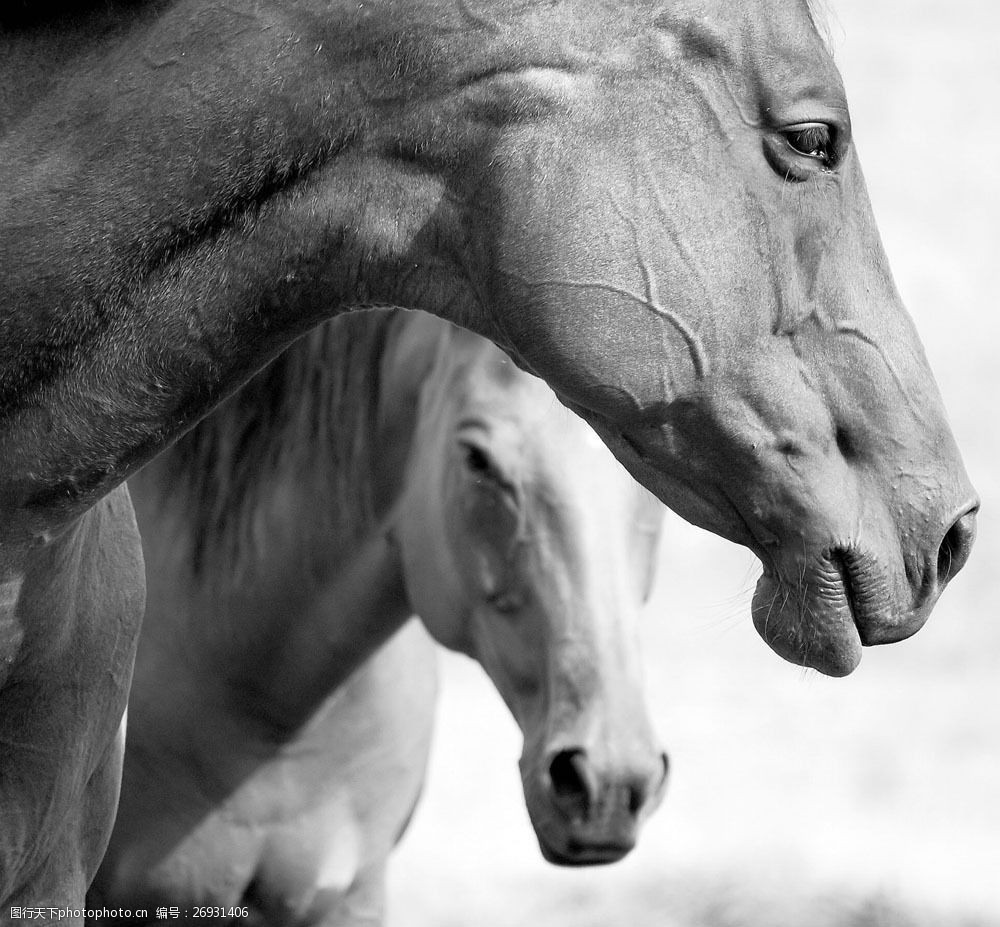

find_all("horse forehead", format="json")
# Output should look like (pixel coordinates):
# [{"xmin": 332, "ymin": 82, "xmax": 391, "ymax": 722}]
[
  {"xmin": 436, "ymin": 345, "xmax": 597, "ymax": 455},
  {"xmin": 651, "ymin": 0, "xmax": 835, "ymax": 84},
  {"xmin": 651, "ymin": 0, "xmax": 818, "ymax": 44},
  {"xmin": 439, "ymin": 329, "xmax": 535, "ymax": 400},
  {"xmin": 370, "ymin": 0, "xmax": 829, "ymax": 83}
]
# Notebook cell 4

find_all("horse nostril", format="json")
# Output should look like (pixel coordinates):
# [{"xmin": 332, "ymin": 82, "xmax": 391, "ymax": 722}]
[
  {"xmin": 627, "ymin": 751, "xmax": 670, "ymax": 815},
  {"xmin": 937, "ymin": 504, "xmax": 977, "ymax": 586},
  {"xmin": 547, "ymin": 749, "xmax": 597, "ymax": 821}
]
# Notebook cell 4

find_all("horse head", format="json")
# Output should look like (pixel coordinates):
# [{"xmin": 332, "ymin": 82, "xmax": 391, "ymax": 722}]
[
  {"xmin": 420, "ymin": 0, "xmax": 979, "ymax": 675},
  {"xmin": 392, "ymin": 320, "xmax": 667, "ymax": 865}
]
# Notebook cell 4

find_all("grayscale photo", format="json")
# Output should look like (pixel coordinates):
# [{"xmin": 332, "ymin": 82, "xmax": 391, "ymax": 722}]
[{"xmin": 0, "ymin": 0, "xmax": 996, "ymax": 925}]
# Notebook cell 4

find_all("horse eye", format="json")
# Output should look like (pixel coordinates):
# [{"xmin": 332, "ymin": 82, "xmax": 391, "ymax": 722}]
[
  {"xmin": 781, "ymin": 123, "xmax": 834, "ymax": 165},
  {"xmin": 462, "ymin": 442, "xmax": 494, "ymax": 475},
  {"xmin": 458, "ymin": 439, "xmax": 518, "ymax": 497},
  {"xmin": 488, "ymin": 590, "xmax": 524, "ymax": 614}
]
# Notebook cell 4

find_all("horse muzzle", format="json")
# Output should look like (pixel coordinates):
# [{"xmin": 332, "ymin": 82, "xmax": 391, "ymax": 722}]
[
  {"xmin": 751, "ymin": 499, "xmax": 978, "ymax": 676},
  {"xmin": 523, "ymin": 746, "xmax": 669, "ymax": 867}
]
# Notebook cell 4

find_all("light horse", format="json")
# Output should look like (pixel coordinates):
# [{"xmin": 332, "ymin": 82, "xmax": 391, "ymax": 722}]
[
  {"xmin": 91, "ymin": 309, "xmax": 668, "ymax": 922},
  {"xmin": 0, "ymin": 0, "xmax": 978, "ymax": 911}
]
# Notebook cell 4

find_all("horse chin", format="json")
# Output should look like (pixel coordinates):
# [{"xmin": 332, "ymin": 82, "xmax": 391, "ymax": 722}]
[{"xmin": 751, "ymin": 570, "xmax": 864, "ymax": 677}]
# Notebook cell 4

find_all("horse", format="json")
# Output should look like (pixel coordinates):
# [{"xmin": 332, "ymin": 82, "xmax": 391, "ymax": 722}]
[
  {"xmin": 0, "ymin": 0, "xmax": 978, "ymax": 911},
  {"xmin": 89, "ymin": 309, "xmax": 668, "ymax": 922}
]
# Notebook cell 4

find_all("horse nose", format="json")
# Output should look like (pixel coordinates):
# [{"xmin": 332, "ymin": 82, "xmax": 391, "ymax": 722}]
[
  {"xmin": 936, "ymin": 501, "xmax": 977, "ymax": 586},
  {"xmin": 546, "ymin": 747, "xmax": 669, "ymax": 822}
]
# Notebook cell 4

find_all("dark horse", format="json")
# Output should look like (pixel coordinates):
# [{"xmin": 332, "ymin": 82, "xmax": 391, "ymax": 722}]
[{"xmin": 0, "ymin": 0, "xmax": 978, "ymax": 914}]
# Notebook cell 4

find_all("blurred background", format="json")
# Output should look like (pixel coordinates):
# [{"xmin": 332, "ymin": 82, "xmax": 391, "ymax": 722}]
[{"xmin": 387, "ymin": 1, "xmax": 1000, "ymax": 923}]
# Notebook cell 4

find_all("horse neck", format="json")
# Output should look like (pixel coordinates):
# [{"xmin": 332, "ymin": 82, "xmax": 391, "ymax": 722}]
[
  {"xmin": 130, "ymin": 312, "xmax": 443, "ymax": 733},
  {"xmin": 0, "ymin": 5, "xmax": 495, "ymax": 537},
  {"xmin": 219, "ymin": 316, "xmax": 456, "ymax": 731}
]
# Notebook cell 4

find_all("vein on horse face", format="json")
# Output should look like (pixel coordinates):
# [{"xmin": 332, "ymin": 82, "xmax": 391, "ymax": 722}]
[
  {"xmin": 631, "ymin": 160, "xmax": 726, "ymax": 370},
  {"xmin": 828, "ymin": 321, "xmax": 923, "ymax": 420},
  {"xmin": 609, "ymin": 192, "xmax": 683, "ymax": 407},
  {"xmin": 454, "ymin": 0, "xmax": 502, "ymax": 34},
  {"xmin": 506, "ymin": 274, "xmax": 708, "ymax": 383}
]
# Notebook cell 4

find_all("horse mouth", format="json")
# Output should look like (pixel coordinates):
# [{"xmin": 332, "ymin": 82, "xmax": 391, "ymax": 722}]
[
  {"xmin": 816, "ymin": 547, "xmax": 897, "ymax": 643},
  {"xmin": 536, "ymin": 833, "xmax": 636, "ymax": 867},
  {"xmin": 591, "ymin": 420, "xmax": 922, "ymax": 675},
  {"xmin": 752, "ymin": 546, "xmax": 898, "ymax": 676}
]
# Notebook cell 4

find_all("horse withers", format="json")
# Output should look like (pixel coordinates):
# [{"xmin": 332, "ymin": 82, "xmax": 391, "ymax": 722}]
[
  {"xmin": 0, "ymin": 0, "xmax": 977, "ymax": 908},
  {"xmin": 91, "ymin": 311, "xmax": 667, "ymax": 921}
]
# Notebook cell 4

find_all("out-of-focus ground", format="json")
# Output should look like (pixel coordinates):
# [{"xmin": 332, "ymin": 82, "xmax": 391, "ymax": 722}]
[{"xmin": 387, "ymin": 1, "xmax": 1000, "ymax": 923}]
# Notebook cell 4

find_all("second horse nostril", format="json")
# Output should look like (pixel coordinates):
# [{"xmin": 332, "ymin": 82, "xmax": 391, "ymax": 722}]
[
  {"xmin": 937, "ymin": 505, "xmax": 977, "ymax": 585},
  {"xmin": 628, "ymin": 751, "xmax": 670, "ymax": 815},
  {"xmin": 548, "ymin": 749, "xmax": 595, "ymax": 820}
]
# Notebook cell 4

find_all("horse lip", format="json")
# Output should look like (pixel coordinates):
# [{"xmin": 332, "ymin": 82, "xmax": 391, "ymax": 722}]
[
  {"xmin": 537, "ymin": 833, "xmax": 635, "ymax": 867},
  {"xmin": 816, "ymin": 546, "xmax": 898, "ymax": 646},
  {"xmin": 753, "ymin": 548, "xmax": 888, "ymax": 676}
]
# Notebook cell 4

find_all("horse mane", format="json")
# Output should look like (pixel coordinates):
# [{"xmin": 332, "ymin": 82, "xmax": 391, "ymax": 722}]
[
  {"xmin": 161, "ymin": 309, "xmax": 404, "ymax": 579},
  {"xmin": 804, "ymin": 0, "xmax": 834, "ymax": 48}
]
